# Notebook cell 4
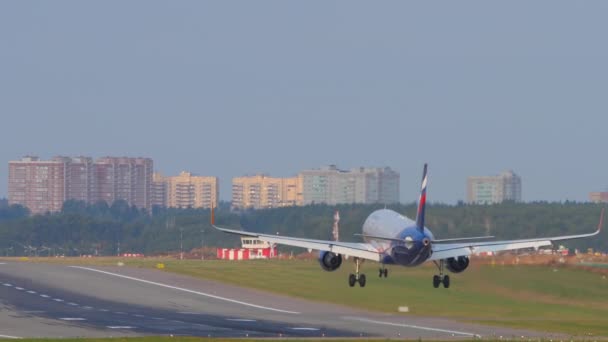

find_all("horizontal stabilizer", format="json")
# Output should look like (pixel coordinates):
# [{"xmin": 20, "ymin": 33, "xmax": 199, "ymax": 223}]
[
  {"xmin": 431, "ymin": 236, "xmax": 495, "ymax": 243},
  {"xmin": 354, "ymin": 233, "xmax": 403, "ymax": 243}
]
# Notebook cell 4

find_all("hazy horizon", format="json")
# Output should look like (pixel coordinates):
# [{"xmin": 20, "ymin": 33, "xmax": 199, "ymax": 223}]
[{"xmin": 2, "ymin": 1, "xmax": 607, "ymax": 203}]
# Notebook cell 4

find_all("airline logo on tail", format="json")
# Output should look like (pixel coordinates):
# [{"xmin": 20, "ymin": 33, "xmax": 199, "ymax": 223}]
[{"xmin": 415, "ymin": 163, "xmax": 428, "ymax": 231}]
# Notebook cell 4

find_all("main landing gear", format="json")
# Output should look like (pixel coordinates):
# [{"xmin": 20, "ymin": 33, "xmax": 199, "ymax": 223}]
[
  {"xmin": 378, "ymin": 265, "xmax": 388, "ymax": 278},
  {"xmin": 432, "ymin": 260, "xmax": 450, "ymax": 288},
  {"xmin": 348, "ymin": 258, "xmax": 366, "ymax": 287}
]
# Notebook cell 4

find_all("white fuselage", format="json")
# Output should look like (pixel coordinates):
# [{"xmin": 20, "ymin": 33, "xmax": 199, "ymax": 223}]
[{"xmin": 362, "ymin": 209, "xmax": 435, "ymax": 266}]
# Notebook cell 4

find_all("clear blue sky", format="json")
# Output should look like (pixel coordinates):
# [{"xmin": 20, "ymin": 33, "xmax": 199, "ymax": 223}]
[{"xmin": 1, "ymin": 1, "xmax": 607, "ymax": 203}]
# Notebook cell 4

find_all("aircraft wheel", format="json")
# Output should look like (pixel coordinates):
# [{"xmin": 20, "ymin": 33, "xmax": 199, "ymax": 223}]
[
  {"xmin": 378, "ymin": 268, "xmax": 383, "ymax": 277},
  {"xmin": 348, "ymin": 274, "xmax": 356, "ymax": 287},
  {"xmin": 433, "ymin": 275, "xmax": 441, "ymax": 288},
  {"xmin": 358, "ymin": 274, "xmax": 366, "ymax": 287},
  {"xmin": 383, "ymin": 269, "xmax": 388, "ymax": 278},
  {"xmin": 443, "ymin": 275, "xmax": 450, "ymax": 289}
]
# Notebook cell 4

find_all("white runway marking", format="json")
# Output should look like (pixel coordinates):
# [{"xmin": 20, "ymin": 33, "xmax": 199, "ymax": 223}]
[
  {"xmin": 3, "ymin": 283, "xmax": 12, "ymax": 287},
  {"xmin": 60, "ymin": 317, "xmax": 86, "ymax": 321},
  {"xmin": 341, "ymin": 316, "xmax": 478, "ymax": 337},
  {"xmin": 26, "ymin": 291, "xmax": 36, "ymax": 294},
  {"xmin": 53, "ymin": 298, "xmax": 64, "ymax": 302},
  {"xmin": 107, "ymin": 326, "xmax": 134, "ymax": 329},
  {"xmin": 133, "ymin": 314, "xmax": 145, "ymax": 318},
  {"xmin": 99, "ymin": 309, "xmax": 110, "ymax": 312},
  {"xmin": 82, "ymin": 306, "xmax": 94, "ymax": 310},
  {"xmin": 40, "ymin": 294, "xmax": 49, "ymax": 298},
  {"xmin": 0, "ymin": 262, "xmax": 6, "ymax": 265},
  {"xmin": 0, "ymin": 334, "xmax": 20, "ymax": 339},
  {"xmin": 226, "ymin": 318, "xmax": 257, "ymax": 322},
  {"xmin": 292, "ymin": 327, "xmax": 320, "ymax": 331},
  {"xmin": 67, "ymin": 302, "xmax": 78, "ymax": 306},
  {"xmin": 14, "ymin": 287, "xmax": 24, "ymax": 291},
  {"xmin": 70, "ymin": 266, "xmax": 300, "ymax": 314}
]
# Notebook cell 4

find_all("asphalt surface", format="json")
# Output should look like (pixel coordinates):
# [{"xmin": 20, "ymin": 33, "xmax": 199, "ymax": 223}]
[{"xmin": 0, "ymin": 261, "xmax": 558, "ymax": 339}]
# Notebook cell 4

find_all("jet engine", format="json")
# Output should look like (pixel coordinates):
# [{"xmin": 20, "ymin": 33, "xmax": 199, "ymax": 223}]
[
  {"xmin": 318, "ymin": 251, "xmax": 342, "ymax": 272},
  {"xmin": 445, "ymin": 256, "xmax": 470, "ymax": 273}
]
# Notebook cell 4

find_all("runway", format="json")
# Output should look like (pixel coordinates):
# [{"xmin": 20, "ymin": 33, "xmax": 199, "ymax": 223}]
[{"xmin": 0, "ymin": 261, "xmax": 553, "ymax": 339}]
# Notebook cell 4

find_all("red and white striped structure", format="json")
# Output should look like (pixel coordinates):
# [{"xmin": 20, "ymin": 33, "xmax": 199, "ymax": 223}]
[{"xmin": 216, "ymin": 237, "xmax": 277, "ymax": 260}]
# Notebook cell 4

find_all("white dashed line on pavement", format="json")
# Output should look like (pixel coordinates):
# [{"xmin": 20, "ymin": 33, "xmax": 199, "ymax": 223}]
[{"xmin": 226, "ymin": 318, "xmax": 257, "ymax": 322}]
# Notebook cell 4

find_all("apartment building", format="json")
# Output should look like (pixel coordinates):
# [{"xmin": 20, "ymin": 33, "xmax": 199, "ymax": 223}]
[
  {"xmin": 232, "ymin": 174, "xmax": 302, "ymax": 210},
  {"xmin": 151, "ymin": 172, "xmax": 168, "ymax": 208},
  {"xmin": 467, "ymin": 170, "xmax": 522, "ymax": 204},
  {"xmin": 94, "ymin": 157, "xmax": 153, "ymax": 210},
  {"xmin": 300, "ymin": 165, "xmax": 400, "ymax": 205},
  {"xmin": 8, "ymin": 156, "xmax": 67, "ymax": 214},
  {"xmin": 153, "ymin": 172, "xmax": 218, "ymax": 209},
  {"xmin": 589, "ymin": 192, "xmax": 608, "ymax": 203},
  {"xmin": 8, "ymin": 156, "xmax": 153, "ymax": 214}
]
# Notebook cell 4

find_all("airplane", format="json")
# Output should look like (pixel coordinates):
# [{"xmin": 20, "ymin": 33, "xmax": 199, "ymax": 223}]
[{"xmin": 212, "ymin": 164, "xmax": 603, "ymax": 288}]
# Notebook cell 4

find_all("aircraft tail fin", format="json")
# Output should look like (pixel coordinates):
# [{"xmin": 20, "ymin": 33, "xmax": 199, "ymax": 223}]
[{"xmin": 415, "ymin": 163, "xmax": 428, "ymax": 232}]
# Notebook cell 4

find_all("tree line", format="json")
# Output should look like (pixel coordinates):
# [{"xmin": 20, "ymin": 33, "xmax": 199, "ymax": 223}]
[{"xmin": 0, "ymin": 200, "xmax": 605, "ymax": 256}]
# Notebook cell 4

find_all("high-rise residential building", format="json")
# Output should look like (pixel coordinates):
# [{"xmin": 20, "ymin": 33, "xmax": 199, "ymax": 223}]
[
  {"xmin": 153, "ymin": 171, "xmax": 218, "ymax": 209},
  {"xmin": 94, "ymin": 157, "xmax": 153, "ymax": 210},
  {"xmin": 8, "ymin": 156, "xmax": 67, "ymax": 214},
  {"xmin": 589, "ymin": 192, "xmax": 608, "ymax": 203},
  {"xmin": 63, "ymin": 156, "xmax": 94, "ymax": 203},
  {"xmin": 151, "ymin": 172, "xmax": 168, "ymax": 208},
  {"xmin": 467, "ymin": 170, "xmax": 522, "ymax": 204},
  {"xmin": 8, "ymin": 156, "xmax": 153, "ymax": 214},
  {"xmin": 300, "ymin": 165, "xmax": 400, "ymax": 205},
  {"xmin": 232, "ymin": 174, "xmax": 303, "ymax": 210}
]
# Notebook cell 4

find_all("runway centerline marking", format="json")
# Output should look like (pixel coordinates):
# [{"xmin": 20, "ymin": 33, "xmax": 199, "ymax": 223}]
[
  {"xmin": 26, "ymin": 291, "xmax": 36, "ymax": 294},
  {"xmin": 107, "ymin": 326, "xmax": 134, "ymax": 329},
  {"xmin": 40, "ymin": 294, "xmax": 50, "ymax": 298},
  {"xmin": 3, "ymin": 283, "xmax": 12, "ymax": 287},
  {"xmin": 292, "ymin": 327, "xmax": 320, "ymax": 331},
  {"xmin": 14, "ymin": 287, "xmax": 24, "ymax": 290},
  {"xmin": 70, "ymin": 266, "xmax": 300, "ymax": 314},
  {"xmin": 60, "ymin": 317, "xmax": 86, "ymax": 321},
  {"xmin": 341, "ymin": 316, "xmax": 478, "ymax": 337}
]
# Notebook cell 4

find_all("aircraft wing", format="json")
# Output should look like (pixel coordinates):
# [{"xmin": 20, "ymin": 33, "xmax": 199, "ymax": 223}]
[
  {"xmin": 429, "ymin": 209, "xmax": 604, "ymax": 261},
  {"xmin": 213, "ymin": 224, "xmax": 382, "ymax": 262}
]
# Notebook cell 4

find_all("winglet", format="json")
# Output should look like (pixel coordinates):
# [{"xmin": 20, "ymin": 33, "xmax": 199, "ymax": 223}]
[
  {"xmin": 598, "ymin": 208, "xmax": 604, "ymax": 233},
  {"xmin": 415, "ymin": 163, "xmax": 428, "ymax": 232},
  {"xmin": 210, "ymin": 205, "xmax": 215, "ymax": 226}
]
